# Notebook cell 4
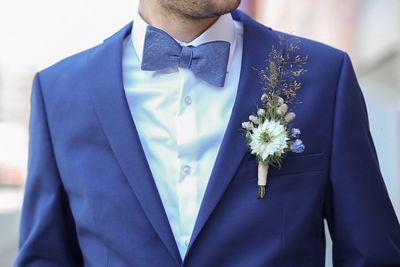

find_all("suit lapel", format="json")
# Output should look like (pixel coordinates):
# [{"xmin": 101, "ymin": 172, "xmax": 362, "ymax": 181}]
[
  {"xmin": 85, "ymin": 23, "xmax": 182, "ymax": 264},
  {"xmin": 184, "ymin": 10, "xmax": 282, "ymax": 258}
]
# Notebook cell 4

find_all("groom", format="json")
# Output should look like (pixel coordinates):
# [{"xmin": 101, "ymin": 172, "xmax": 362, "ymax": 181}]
[{"xmin": 15, "ymin": 0, "xmax": 400, "ymax": 266}]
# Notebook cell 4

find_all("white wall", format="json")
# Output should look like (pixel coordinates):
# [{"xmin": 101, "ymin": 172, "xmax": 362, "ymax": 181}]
[{"xmin": 0, "ymin": 0, "xmax": 138, "ymax": 71}]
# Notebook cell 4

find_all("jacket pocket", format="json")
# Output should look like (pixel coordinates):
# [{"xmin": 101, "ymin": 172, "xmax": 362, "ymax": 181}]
[{"xmin": 233, "ymin": 152, "xmax": 326, "ymax": 183}]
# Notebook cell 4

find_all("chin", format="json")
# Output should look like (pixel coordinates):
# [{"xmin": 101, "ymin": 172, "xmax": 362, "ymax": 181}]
[
  {"xmin": 197, "ymin": 0, "xmax": 241, "ymax": 19},
  {"xmin": 215, "ymin": 0, "xmax": 241, "ymax": 13},
  {"xmin": 163, "ymin": 0, "xmax": 241, "ymax": 20}
]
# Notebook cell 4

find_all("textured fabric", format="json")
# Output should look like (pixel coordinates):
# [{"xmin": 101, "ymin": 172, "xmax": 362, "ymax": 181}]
[
  {"xmin": 123, "ymin": 12, "xmax": 242, "ymax": 259},
  {"xmin": 132, "ymin": 13, "xmax": 237, "ymax": 72},
  {"xmin": 141, "ymin": 25, "xmax": 230, "ymax": 87},
  {"xmin": 14, "ymin": 10, "xmax": 400, "ymax": 267}
]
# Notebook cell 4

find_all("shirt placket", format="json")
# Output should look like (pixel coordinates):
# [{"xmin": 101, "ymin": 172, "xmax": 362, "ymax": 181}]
[{"xmin": 176, "ymin": 68, "xmax": 199, "ymax": 257}]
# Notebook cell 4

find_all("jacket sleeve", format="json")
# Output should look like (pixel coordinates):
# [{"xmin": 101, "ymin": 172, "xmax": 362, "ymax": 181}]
[
  {"xmin": 324, "ymin": 52, "xmax": 400, "ymax": 266},
  {"xmin": 14, "ymin": 73, "xmax": 83, "ymax": 267}
]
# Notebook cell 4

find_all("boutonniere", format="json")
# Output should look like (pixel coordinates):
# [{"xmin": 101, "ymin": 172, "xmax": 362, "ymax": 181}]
[{"xmin": 241, "ymin": 36, "xmax": 308, "ymax": 199}]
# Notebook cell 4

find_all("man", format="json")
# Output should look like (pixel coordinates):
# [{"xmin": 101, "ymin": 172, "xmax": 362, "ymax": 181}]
[{"xmin": 14, "ymin": 0, "xmax": 400, "ymax": 266}]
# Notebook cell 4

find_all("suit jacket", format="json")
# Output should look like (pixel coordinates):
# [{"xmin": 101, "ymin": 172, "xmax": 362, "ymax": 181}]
[{"xmin": 14, "ymin": 10, "xmax": 400, "ymax": 267}]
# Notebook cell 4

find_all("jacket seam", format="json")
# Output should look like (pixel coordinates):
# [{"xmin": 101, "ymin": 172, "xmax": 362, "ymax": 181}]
[
  {"xmin": 323, "ymin": 51, "xmax": 346, "ymax": 221},
  {"xmin": 35, "ymin": 73, "xmax": 65, "ymax": 181}
]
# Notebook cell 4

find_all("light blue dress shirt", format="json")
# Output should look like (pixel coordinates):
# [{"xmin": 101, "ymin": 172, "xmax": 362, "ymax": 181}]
[{"xmin": 122, "ymin": 11, "xmax": 243, "ymax": 259}]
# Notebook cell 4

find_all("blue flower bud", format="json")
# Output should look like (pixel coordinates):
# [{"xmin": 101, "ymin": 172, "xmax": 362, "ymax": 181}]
[
  {"xmin": 291, "ymin": 128, "xmax": 301, "ymax": 138},
  {"xmin": 290, "ymin": 139, "xmax": 305, "ymax": 153}
]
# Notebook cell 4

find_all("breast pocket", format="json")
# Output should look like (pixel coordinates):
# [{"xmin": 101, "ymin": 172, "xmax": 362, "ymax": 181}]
[{"xmin": 233, "ymin": 152, "xmax": 327, "ymax": 183}]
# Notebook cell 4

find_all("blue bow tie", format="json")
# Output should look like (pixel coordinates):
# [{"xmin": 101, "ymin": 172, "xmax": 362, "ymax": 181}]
[{"xmin": 141, "ymin": 25, "xmax": 231, "ymax": 87}]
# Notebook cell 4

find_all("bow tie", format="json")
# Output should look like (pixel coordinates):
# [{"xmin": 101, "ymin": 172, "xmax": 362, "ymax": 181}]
[{"xmin": 141, "ymin": 25, "xmax": 231, "ymax": 87}]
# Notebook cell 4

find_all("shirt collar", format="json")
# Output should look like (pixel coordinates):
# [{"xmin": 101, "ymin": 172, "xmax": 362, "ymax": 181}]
[{"xmin": 131, "ymin": 11, "xmax": 237, "ymax": 72}]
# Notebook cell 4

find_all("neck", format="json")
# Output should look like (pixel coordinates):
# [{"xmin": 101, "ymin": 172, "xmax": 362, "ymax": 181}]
[{"xmin": 138, "ymin": 1, "xmax": 219, "ymax": 43}]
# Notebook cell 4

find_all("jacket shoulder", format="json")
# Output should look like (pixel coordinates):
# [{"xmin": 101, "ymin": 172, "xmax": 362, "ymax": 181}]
[
  {"xmin": 279, "ymin": 30, "xmax": 344, "ymax": 57},
  {"xmin": 271, "ymin": 30, "xmax": 348, "ymax": 88},
  {"xmin": 37, "ymin": 21, "xmax": 132, "ymax": 89},
  {"xmin": 37, "ymin": 43, "xmax": 100, "ymax": 88},
  {"xmin": 233, "ymin": 9, "xmax": 346, "ymax": 69}
]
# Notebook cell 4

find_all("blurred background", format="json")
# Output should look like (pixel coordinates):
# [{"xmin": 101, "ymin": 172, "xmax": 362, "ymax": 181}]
[{"xmin": 0, "ymin": 0, "xmax": 399, "ymax": 266}]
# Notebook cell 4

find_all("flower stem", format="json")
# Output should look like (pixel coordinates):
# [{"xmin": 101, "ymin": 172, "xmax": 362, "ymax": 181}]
[{"xmin": 257, "ymin": 185, "xmax": 266, "ymax": 199}]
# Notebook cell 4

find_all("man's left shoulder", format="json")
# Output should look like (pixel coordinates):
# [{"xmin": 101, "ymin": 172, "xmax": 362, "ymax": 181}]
[
  {"xmin": 274, "ymin": 30, "xmax": 346, "ymax": 66},
  {"xmin": 233, "ymin": 10, "xmax": 346, "ymax": 74}
]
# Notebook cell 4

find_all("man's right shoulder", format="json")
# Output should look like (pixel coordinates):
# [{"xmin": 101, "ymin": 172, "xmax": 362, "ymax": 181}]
[
  {"xmin": 37, "ymin": 22, "xmax": 133, "ymax": 89},
  {"xmin": 38, "ymin": 43, "xmax": 100, "ymax": 88}
]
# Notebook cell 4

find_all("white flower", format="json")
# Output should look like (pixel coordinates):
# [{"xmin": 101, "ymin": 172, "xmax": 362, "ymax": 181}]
[
  {"xmin": 277, "ymin": 97, "xmax": 284, "ymax": 105},
  {"xmin": 257, "ymin": 108, "xmax": 266, "ymax": 116},
  {"xmin": 249, "ymin": 115, "xmax": 260, "ymax": 124},
  {"xmin": 241, "ymin": 121, "xmax": 254, "ymax": 130},
  {"xmin": 284, "ymin": 112, "xmax": 296, "ymax": 122},
  {"xmin": 276, "ymin": 104, "xmax": 288, "ymax": 115},
  {"xmin": 249, "ymin": 119, "xmax": 289, "ymax": 161},
  {"xmin": 261, "ymin": 93, "xmax": 268, "ymax": 102}
]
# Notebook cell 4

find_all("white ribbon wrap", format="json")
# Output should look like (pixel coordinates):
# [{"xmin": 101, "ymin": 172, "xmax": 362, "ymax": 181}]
[{"xmin": 257, "ymin": 161, "xmax": 269, "ymax": 186}]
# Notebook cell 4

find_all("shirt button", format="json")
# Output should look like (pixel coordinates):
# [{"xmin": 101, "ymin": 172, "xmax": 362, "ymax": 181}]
[
  {"xmin": 184, "ymin": 95, "xmax": 192, "ymax": 105},
  {"xmin": 182, "ymin": 164, "xmax": 191, "ymax": 175},
  {"xmin": 184, "ymin": 239, "xmax": 190, "ymax": 247}
]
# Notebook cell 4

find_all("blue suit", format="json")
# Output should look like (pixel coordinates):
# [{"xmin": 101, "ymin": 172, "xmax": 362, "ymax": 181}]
[{"xmin": 15, "ymin": 10, "xmax": 400, "ymax": 267}]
